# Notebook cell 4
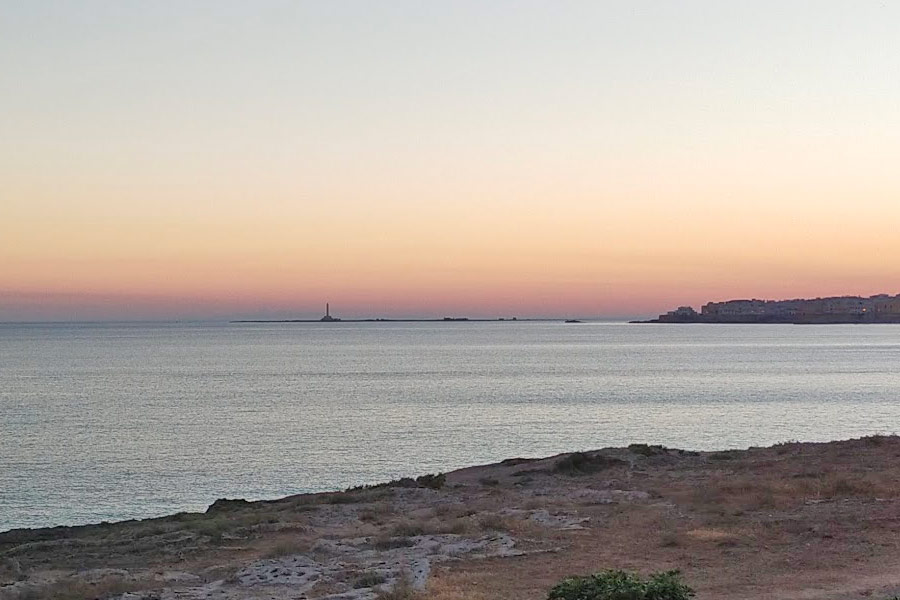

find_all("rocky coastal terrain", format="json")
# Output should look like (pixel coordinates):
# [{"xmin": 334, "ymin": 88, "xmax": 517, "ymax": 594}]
[{"xmin": 2, "ymin": 436, "xmax": 900, "ymax": 600}]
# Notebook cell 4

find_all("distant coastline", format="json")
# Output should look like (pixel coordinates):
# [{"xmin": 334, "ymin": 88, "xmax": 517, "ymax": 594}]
[
  {"xmin": 233, "ymin": 304, "xmax": 575, "ymax": 324},
  {"xmin": 637, "ymin": 293, "xmax": 900, "ymax": 324},
  {"xmin": 231, "ymin": 317, "xmax": 562, "ymax": 323}
]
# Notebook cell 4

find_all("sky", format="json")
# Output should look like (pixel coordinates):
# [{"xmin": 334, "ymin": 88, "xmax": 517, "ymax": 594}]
[{"xmin": 2, "ymin": 1, "xmax": 900, "ymax": 321}]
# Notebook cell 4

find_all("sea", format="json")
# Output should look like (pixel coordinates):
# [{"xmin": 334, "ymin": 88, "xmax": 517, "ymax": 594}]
[{"xmin": 2, "ymin": 321, "xmax": 899, "ymax": 532}]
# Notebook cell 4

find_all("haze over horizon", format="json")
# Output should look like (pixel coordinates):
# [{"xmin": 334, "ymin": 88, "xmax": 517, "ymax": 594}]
[{"xmin": 3, "ymin": 1, "xmax": 900, "ymax": 322}]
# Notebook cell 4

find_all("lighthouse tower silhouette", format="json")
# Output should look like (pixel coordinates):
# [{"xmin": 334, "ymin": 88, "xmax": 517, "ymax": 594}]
[{"xmin": 320, "ymin": 303, "xmax": 338, "ymax": 322}]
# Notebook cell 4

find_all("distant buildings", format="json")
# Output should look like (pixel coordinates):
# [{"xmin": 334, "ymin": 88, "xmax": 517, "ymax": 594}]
[
  {"xmin": 657, "ymin": 306, "xmax": 699, "ymax": 322},
  {"xmin": 652, "ymin": 294, "xmax": 900, "ymax": 323}
]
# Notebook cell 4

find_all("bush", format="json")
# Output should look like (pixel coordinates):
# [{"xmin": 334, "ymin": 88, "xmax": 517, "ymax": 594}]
[
  {"xmin": 375, "ymin": 575, "xmax": 419, "ymax": 600},
  {"xmin": 628, "ymin": 444, "xmax": 668, "ymax": 457},
  {"xmin": 206, "ymin": 497, "xmax": 251, "ymax": 513},
  {"xmin": 391, "ymin": 520, "xmax": 426, "ymax": 537},
  {"xmin": 476, "ymin": 513, "xmax": 512, "ymax": 532},
  {"xmin": 354, "ymin": 571, "xmax": 387, "ymax": 588},
  {"xmin": 189, "ymin": 517, "xmax": 231, "ymax": 542},
  {"xmin": 415, "ymin": 473, "xmax": 446, "ymax": 489},
  {"xmin": 324, "ymin": 492, "xmax": 359, "ymax": 504},
  {"xmin": 547, "ymin": 570, "xmax": 694, "ymax": 600},
  {"xmin": 708, "ymin": 451, "xmax": 740, "ymax": 461},
  {"xmin": 554, "ymin": 453, "xmax": 626, "ymax": 475},
  {"xmin": 348, "ymin": 473, "xmax": 446, "ymax": 492},
  {"xmin": 372, "ymin": 535, "xmax": 416, "ymax": 550}
]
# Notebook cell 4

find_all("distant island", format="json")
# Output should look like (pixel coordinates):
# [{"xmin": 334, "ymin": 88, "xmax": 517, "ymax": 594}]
[
  {"xmin": 233, "ymin": 304, "xmax": 542, "ymax": 323},
  {"xmin": 233, "ymin": 317, "xmax": 559, "ymax": 323},
  {"xmin": 639, "ymin": 293, "xmax": 900, "ymax": 324}
]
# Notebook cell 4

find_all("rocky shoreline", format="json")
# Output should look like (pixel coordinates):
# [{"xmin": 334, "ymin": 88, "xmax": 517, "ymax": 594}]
[{"xmin": 3, "ymin": 437, "xmax": 900, "ymax": 600}]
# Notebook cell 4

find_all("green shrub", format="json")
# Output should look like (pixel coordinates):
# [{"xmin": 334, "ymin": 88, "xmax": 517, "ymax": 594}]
[
  {"xmin": 708, "ymin": 451, "xmax": 740, "ymax": 461},
  {"xmin": 189, "ymin": 517, "xmax": 232, "ymax": 542},
  {"xmin": 348, "ymin": 473, "xmax": 444, "ymax": 492},
  {"xmin": 206, "ymin": 498, "xmax": 251, "ymax": 513},
  {"xmin": 372, "ymin": 535, "xmax": 416, "ymax": 550},
  {"xmin": 628, "ymin": 444, "xmax": 668, "ymax": 457},
  {"xmin": 415, "ymin": 473, "xmax": 446, "ymax": 489},
  {"xmin": 554, "ymin": 452, "xmax": 626, "ymax": 475},
  {"xmin": 547, "ymin": 569, "xmax": 694, "ymax": 600},
  {"xmin": 354, "ymin": 571, "xmax": 387, "ymax": 588},
  {"xmin": 326, "ymin": 493, "xmax": 357, "ymax": 504}
]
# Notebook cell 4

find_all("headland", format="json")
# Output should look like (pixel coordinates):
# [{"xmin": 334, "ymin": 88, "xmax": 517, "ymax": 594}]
[
  {"xmin": 3, "ymin": 436, "xmax": 900, "ymax": 600},
  {"xmin": 638, "ymin": 293, "xmax": 900, "ymax": 324}
]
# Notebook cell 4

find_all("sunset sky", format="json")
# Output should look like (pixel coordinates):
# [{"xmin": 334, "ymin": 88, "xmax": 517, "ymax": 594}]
[{"xmin": 3, "ymin": 1, "xmax": 899, "ymax": 321}]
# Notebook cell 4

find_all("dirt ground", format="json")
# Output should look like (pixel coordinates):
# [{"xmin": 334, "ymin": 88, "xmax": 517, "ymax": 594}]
[{"xmin": 2, "ymin": 436, "xmax": 900, "ymax": 600}]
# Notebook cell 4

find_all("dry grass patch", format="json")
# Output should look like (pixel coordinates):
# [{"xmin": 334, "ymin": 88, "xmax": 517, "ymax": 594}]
[
  {"xmin": 187, "ymin": 517, "xmax": 234, "ymax": 542},
  {"xmin": 375, "ymin": 574, "xmax": 419, "ymax": 600},
  {"xmin": 684, "ymin": 470, "xmax": 900, "ymax": 514},
  {"xmin": 17, "ymin": 575, "xmax": 160, "ymax": 600},
  {"xmin": 523, "ymin": 498, "xmax": 546, "ymax": 510},
  {"xmin": 475, "ymin": 514, "xmax": 516, "ymax": 533},
  {"xmin": 384, "ymin": 515, "xmax": 470, "ymax": 537},
  {"xmin": 354, "ymin": 570, "xmax": 388, "ymax": 588},
  {"xmin": 813, "ymin": 475, "xmax": 894, "ymax": 498},
  {"xmin": 359, "ymin": 502, "xmax": 395, "ymax": 523},
  {"xmin": 685, "ymin": 528, "xmax": 739, "ymax": 542},
  {"xmin": 730, "ymin": 472, "xmax": 899, "ymax": 507},
  {"xmin": 427, "ymin": 576, "xmax": 491, "ymax": 600},
  {"xmin": 659, "ymin": 528, "xmax": 682, "ymax": 548},
  {"xmin": 390, "ymin": 520, "xmax": 428, "ymax": 537},
  {"xmin": 433, "ymin": 504, "xmax": 478, "ymax": 521},
  {"xmin": 440, "ymin": 519, "xmax": 470, "ymax": 535},
  {"xmin": 260, "ymin": 534, "xmax": 312, "ymax": 558}
]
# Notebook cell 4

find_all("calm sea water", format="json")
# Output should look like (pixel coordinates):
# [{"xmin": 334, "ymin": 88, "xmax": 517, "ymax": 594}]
[{"xmin": 2, "ymin": 321, "xmax": 899, "ymax": 531}]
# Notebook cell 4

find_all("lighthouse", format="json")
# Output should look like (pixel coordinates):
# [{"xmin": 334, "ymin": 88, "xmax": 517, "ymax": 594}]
[{"xmin": 320, "ymin": 303, "xmax": 339, "ymax": 322}]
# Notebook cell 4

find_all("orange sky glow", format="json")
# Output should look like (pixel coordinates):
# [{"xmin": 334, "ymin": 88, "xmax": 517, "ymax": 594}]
[{"xmin": 2, "ymin": 2, "xmax": 899, "ymax": 320}]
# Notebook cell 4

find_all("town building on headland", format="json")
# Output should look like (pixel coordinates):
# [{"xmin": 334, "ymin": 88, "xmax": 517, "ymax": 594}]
[
  {"xmin": 648, "ymin": 294, "xmax": 900, "ymax": 324},
  {"xmin": 656, "ymin": 306, "xmax": 700, "ymax": 323},
  {"xmin": 874, "ymin": 295, "xmax": 900, "ymax": 315}
]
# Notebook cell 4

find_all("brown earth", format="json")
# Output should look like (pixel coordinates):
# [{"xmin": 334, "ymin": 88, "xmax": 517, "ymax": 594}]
[{"xmin": 2, "ymin": 436, "xmax": 900, "ymax": 600}]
